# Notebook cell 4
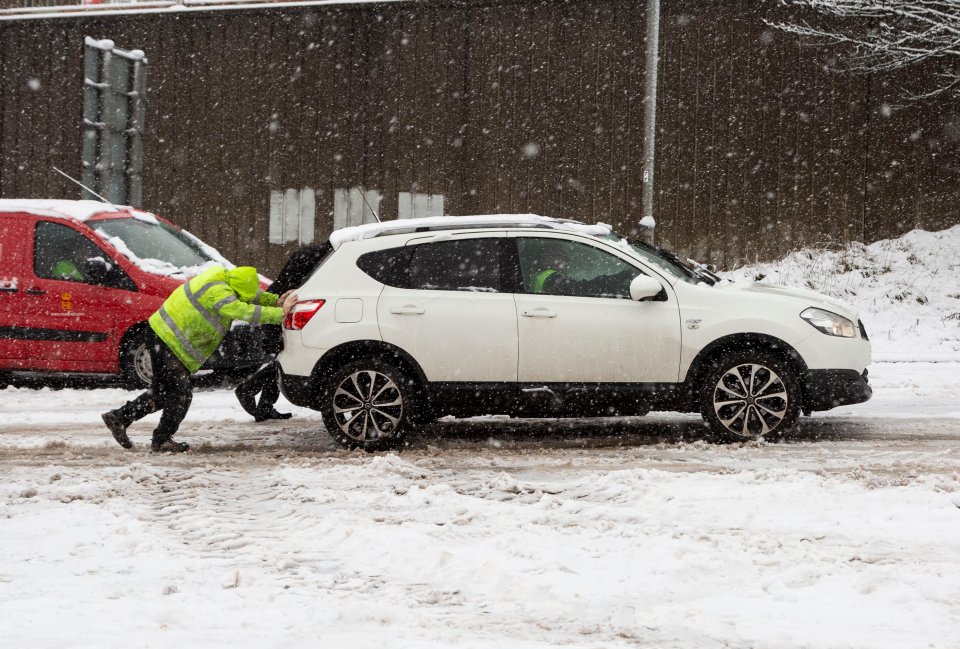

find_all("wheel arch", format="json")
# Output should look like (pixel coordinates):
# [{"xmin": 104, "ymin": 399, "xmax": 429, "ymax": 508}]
[
  {"xmin": 311, "ymin": 339, "xmax": 430, "ymax": 395},
  {"xmin": 310, "ymin": 339, "xmax": 434, "ymax": 430},
  {"xmin": 684, "ymin": 333, "xmax": 808, "ymax": 406}
]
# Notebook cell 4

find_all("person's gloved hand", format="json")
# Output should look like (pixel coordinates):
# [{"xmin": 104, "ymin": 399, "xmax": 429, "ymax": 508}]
[{"xmin": 281, "ymin": 291, "xmax": 299, "ymax": 315}]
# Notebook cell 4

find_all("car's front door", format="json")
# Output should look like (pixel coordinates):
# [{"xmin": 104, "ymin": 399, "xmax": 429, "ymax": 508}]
[
  {"xmin": 377, "ymin": 233, "xmax": 518, "ymax": 383},
  {"xmin": 509, "ymin": 234, "xmax": 682, "ymax": 384},
  {"xmin": 22, "ymin": 220, "xmax": 136, "ymax": 372}
]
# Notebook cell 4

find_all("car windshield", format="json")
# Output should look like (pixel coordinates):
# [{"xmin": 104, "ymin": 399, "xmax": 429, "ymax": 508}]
[
  {"xmin": 92, "ymin": 217, "xmax": 215, "ymax": 270},
  {"xmin": 598, "ymin": 233, "xmax": 718, "ymax": 286}
]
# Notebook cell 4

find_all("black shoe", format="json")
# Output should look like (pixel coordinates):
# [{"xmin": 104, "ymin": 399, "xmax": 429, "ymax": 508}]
[
  {"xmin": 254, "ymin": 408, "xmax": 293, "ymax": 423},
  {"xmin": 235, "ymin": 383, "xmax": 258, "ymax": 418},
  {"xmin": 102, "ymin": 411, "xmax": 132, "ymax": 449},
  {"xmin": 151, "ymin": 439, "xmax": 190, "ymax": 453}
]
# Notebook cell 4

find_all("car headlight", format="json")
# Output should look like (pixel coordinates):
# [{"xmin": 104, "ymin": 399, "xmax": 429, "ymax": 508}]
[{"xmin": 801, "ymin": 307, "xmax": 857, "ymax": 338}]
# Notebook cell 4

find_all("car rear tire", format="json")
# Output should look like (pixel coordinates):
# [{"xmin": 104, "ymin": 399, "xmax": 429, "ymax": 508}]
[
  {"xmin": 320, "ymin": 358, "xmax": 422, "ymax": 451},
  {"xmin": 699, "ymin": 350, "xmax": 801, "ymax": 442},
  {"xmin": 120, "ymin": 330, "xmax": 153, "ymax": 390}
]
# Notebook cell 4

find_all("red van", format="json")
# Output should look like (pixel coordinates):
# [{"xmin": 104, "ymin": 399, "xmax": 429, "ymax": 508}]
[{"xmin": 0, "ymin": 199, "xmax": 267, "ymax": 388}]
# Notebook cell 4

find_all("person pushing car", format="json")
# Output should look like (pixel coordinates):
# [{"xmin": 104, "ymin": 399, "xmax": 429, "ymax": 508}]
[
  {"xmin": 235, "ymin": 242, "xmax": 332, "ymax": 422},
  {"xmin": 101, "ymin": 265, "xmax": 298, "ymax": 452}
]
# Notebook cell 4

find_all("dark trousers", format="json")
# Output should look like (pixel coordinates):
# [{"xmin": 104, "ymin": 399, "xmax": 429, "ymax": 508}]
[
  {"xmin": 236, "ymin": 323, "xmax": 282, "ymax": 416},
  {"xmin": 236, "ymin": 361, "xmax": 280, "ymax": 415},
  {"xmin": 114, "ymin": 329, "xmax": 193, "ymax": 445}
]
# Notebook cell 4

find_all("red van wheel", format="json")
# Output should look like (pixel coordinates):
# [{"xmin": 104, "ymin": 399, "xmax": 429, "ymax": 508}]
[{"xmin": 120, "ymin": 331, "xmax": 153, "ymax": 389}]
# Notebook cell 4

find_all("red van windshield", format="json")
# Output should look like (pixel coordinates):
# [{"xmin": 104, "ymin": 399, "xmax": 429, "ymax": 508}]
[{"xmin": 91, "ymin": 217, "xmax": 214, "ymax": 273}]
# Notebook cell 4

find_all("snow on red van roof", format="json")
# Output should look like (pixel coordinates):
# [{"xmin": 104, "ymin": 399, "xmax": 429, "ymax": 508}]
[{"xmin": 0, "ymin": 199, "xmax": 143, "ymax": 222}]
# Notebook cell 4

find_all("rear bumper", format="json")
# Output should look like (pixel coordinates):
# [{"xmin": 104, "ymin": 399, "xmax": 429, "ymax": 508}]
[
  {"xmin": 803, "ymin": 368, "xmax": 872, "ymax": 412},
  {"xmin": 278, "ymin": 370, "xmax": 318, "ymax": 409}
]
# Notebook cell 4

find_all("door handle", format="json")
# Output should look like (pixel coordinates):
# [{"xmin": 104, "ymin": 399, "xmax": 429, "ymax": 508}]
[
  {"xmin": 521, "ymin": 308, "xmax": 557, "ymax": 318},
  {"xmin": 25, "ymin": 287, "xmax": 45, "ymax": 295},
  {"xmin": 390, "ymin": 305, "xmax": 425, "ymax": 316}
]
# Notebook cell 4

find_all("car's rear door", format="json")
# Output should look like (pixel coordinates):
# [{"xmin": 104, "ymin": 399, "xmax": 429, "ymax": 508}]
[
  {"xmin": 376, "ymin": 233, "xmax": 519, "ymax": 383},
  {"xmin": 508, "ymin": 233, "xmax": 682, "ymax": 384}
]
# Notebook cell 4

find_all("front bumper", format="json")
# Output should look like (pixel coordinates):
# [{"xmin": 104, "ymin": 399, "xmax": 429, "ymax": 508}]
[{"xmin": 803, "ymin": 368, "xmax": 872, "ymax": 412}]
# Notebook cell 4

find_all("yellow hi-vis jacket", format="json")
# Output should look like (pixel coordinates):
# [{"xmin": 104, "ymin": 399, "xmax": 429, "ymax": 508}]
[{"xmin": 148, "ymin": 265, "xmax": 283, "ymax": 373}]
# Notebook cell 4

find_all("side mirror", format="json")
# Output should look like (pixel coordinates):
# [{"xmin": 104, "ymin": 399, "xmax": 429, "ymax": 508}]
[
  {"xmin": 629, "ymin": 274, "xmax": 663, "ymax": 301},
  {"xmin": 81, "ymin": 257, "xmax": 111, "ymax": 282}
]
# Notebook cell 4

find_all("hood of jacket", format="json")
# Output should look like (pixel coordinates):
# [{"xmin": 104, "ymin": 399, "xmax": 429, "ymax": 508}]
[{"xmin": 226, "ymin": 266, "xmax": 260, "ymax": 302}]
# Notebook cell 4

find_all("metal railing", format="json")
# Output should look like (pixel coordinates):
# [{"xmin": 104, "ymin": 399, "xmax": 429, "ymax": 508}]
[
  {"xmin": 2, "ymin": 0, "xmax": 170, "ymax": 8},
  {"xmin": 0, "ymin": 0, "xmax": 312, "ymax": 14}
]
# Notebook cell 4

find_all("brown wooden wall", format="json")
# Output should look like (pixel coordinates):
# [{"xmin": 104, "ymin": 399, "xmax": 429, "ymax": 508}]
[
  {"xmin": 654, "ymin": 0, "xmax": 960, "ymax": 267},
  {"xmin": 1, "ymin": 0, "xmax": 958, "ymax": 275}
]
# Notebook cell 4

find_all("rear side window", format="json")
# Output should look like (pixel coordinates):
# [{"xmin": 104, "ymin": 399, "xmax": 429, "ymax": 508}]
[
  {"xmin": 357, "ymin": 246, "xmax": 414, "ymax": 287},
  {"xmin": 408, "ymin": 239, "xmax": 501, "ymax": 292},
  {"xmin": 357, "ymin": 238, "xmax": 501, "ymax": 292}
]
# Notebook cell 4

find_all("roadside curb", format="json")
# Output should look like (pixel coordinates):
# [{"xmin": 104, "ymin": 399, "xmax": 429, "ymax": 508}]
[{"xmin": 873, "ymin": 355, "xmax": 960, "ymax": 363}]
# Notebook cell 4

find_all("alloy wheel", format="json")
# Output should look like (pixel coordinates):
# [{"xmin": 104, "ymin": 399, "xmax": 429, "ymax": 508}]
[
  {"xmin": 332, "ymin": 370, "xmax": 404, "ymax": 442},
  {"xmin": 712, "ymin": 363, "xmax": 788, "ymax": 438}
]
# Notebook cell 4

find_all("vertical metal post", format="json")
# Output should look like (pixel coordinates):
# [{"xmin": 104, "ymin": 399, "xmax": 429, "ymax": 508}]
[
  {"xmin": 128, "ymin": 58, "xmax": 147, "ymax": 208},
  {"xmin": 81, "ymin": 43, "xmax": 101, "ymax": 200},
  {"xmin": 640, "ymin": 0, "xmax": 661, "ymax": 244},
  {"xmin": 99, "ymin": 49, "xmax": 130, "ymax": 204},
  {"xmin": 82, "ymin": 38, "xmax": 148, "ymax": 206}
]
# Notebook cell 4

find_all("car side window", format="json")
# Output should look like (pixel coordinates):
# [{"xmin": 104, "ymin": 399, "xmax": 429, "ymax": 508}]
[
  {"xmin": 357, "ymin": 246, "xmax": 414, "ymax": 287},
  {"xmin": 516, "ymin": 237, "xmax": 640, "ymax": 299},
  {"xmin": 34, "ymin": 221, "xmax": 134, "ymax": 290},
  {"xmin": 407, "ymin": 238, "xmax": 501, "ymax": 292},
  {"xmin": 357, "ymin": 238, "xmax": 502, "ymax": 292}
]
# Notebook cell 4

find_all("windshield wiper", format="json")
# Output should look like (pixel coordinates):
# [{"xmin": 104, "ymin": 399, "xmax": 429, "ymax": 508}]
[{"xmin": 628, "ymin": 239, "xmax": 711, "ymax": 284}]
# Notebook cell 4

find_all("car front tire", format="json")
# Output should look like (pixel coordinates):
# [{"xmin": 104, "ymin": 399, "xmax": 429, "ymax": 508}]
[
  {"xmin": 699, "ymin": 350, "xmax": 801, "ymax": 442},
  {"xmin": 320, "ymin": 359, "xmax": 421, "ymax": 451},
  {"xmin": 120, "ymin": 330, "xmax": 153, "ymax": 390}
]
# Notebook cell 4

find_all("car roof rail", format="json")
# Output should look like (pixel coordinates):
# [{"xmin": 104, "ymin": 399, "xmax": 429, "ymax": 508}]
[{"xmin": 329, "ymin": 214, "xmax": 613, "ymax": 248}]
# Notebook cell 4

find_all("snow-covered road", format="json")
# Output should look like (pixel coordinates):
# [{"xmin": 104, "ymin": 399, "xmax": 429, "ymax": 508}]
[{"xmin": 2, "ymin": 362, "xmax": 959, "ymax": 648}]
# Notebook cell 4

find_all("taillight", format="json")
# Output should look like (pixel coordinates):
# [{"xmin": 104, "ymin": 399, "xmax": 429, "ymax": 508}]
[{"xmin": 283, "ymin": 299, "xmax": 326, "ymax": 330}]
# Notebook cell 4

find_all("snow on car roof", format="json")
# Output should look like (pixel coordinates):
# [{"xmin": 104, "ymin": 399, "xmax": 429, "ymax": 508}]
[
  {"xmin": 329, "ymin": 214, "xmax": 613, "ymax": 249},
  {"xmin": 0, "ymin": 199, "xmax": 143, "ymax": 222}
]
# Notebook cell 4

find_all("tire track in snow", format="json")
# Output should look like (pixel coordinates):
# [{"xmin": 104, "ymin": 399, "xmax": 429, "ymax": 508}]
[{"xmin": 128, "ymin": 464, "xmax": 341, "ymax": 588}]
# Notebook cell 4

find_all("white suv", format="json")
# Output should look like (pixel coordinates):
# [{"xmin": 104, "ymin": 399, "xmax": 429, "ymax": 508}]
[{"xmin": 278, "ymin": 215, "xmax": 871, "ymax": 450}]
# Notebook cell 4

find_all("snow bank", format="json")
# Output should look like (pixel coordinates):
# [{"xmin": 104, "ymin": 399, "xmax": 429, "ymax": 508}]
[{"xmin": 723, "ymin": 225, "xmax": 960, "ymax": 360}]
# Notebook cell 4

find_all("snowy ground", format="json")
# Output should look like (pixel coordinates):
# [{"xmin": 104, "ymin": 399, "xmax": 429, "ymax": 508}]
[
  {"xmin": 1, "ymin": 360, "xmax": 959, "ymax": 648},
  {"xmin": 2, "ymin": 225, "xmax": 960, "ymax": 648}
]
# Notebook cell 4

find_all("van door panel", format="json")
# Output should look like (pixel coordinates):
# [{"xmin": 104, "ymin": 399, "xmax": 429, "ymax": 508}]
[
  {"xmin": 0, "ymin": 218, "xmax": 29, "ymax": 363},
  {"xmin": 22, "ymin": 221, "xmax": 120, "ymax": 371}
]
